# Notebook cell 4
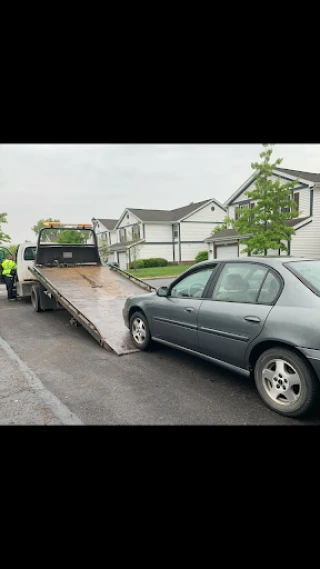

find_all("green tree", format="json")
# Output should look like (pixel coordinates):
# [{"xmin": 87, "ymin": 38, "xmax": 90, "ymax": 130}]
[
  {"xmin": 211, "ymin": 221, "xmax": 230, "ymax": 235},
  {"xmin": 32, "ymin": 218, "xmax": 61, "ymax": 242},
  {"xmin": 130, "ymin": 243, "xmax": 142, "ymax": 266},
  {"xmin": 58, "ymin": 230, "xmax": 87, "ymax": 244},
  {"xmin": 8, "ymin": 243, "xmax": 18, "ymax": 257},
  {"xmin": 97, "ymin": 236, "xmax": 110, "ymax": 262},
  {"xmin": 221, "ymin": 144, "xmax": 299, "ymax": 255},
  {"xmin": 0, "ymin": 212, "xmax": 11, "ymax": 243}
]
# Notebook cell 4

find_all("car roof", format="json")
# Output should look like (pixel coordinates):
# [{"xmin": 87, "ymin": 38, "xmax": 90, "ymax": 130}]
[{"xmin": 196, "ymin": 257, "xmax": 319, "ymax": 268}]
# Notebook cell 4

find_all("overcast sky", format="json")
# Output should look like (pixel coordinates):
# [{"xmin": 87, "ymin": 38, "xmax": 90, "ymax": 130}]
[{"xmin": 1, "ymin": 143, "xmax": 319, "ymax": 244}]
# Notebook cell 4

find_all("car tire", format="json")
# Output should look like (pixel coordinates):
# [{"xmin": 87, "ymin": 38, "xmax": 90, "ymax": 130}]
[
  {"xmin": 254, "ymin": 347, "xmax": 320, "ymax": 419},
  {"xmin": 130, "ymin": 311, "xmax": 152, "ymax": 351}
]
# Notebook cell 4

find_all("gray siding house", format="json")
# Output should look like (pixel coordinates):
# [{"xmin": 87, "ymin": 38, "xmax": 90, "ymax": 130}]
[
  {"xmin": 93, "ymin": 198, "xmax": 226, "ymax": 270},
  {"xmin": 205, "ymin": 168, "xmax": 320, "ymax": 259}
]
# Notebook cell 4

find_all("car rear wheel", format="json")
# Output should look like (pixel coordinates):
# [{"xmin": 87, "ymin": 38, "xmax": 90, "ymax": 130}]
[
  {"xmin": 254, "ymin": 347, "xmax": 320, "ymax": 419},
  {"xmin": 130, "ymin": 311, "xmax": 152, "ymax": 351}
]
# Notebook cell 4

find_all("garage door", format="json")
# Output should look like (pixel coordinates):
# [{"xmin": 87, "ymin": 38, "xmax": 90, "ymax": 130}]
[
  {"xmin": 216, "ymin": 243, "xmax": 238, "ymax": 259},
  {"xmin": 117, "ymin": 251, "xmax": 127, "ymax": 270}
]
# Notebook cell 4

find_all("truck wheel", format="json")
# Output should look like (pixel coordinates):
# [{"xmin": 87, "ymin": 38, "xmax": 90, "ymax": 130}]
[
  {"xmin": 31, "ymin": 285, "xmax": 42, "ymax": 312},
  {"xmin": 130, "ymin": 311, "xmax": 152, "ymax": 350}
]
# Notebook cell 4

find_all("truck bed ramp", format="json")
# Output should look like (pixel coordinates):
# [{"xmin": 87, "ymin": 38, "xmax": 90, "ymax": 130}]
[{"xmin": 30, "ymin": 266, "xmax": 156, "ymax": 355}]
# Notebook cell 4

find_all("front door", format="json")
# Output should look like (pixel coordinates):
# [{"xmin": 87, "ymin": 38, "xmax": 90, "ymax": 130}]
[
  {"xmin": 198, "ymin": 262, "xmax": 282, "ymax": 369},
  {"xmin": 149, "ymin": 265, "xmax": 217, "ymax": 351},
  {"xmin": 117, "ymin": 251, "xmax": 127, "ymax": 270}
]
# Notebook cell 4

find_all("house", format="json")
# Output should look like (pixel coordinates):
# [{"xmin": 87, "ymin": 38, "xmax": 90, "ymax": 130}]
[
  {"xmin": 93, "ymin": 198, "xmax": 226, "ymax": 270},
  {"xmin": 205, "ymin": 168, "xmax": 320, "ymax": 259},
  {"xmin": 91, "ymin": 218, "xmax": 118, "ymax": 247}
]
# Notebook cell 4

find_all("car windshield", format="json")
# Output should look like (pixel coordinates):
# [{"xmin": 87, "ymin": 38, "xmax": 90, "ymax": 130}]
[{"xmin": 286, "ymin": 260, "xmax": 320, "ymax": 295}]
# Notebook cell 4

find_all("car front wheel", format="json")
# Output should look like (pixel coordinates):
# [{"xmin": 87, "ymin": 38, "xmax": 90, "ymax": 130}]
[
  {"xmin": 130, "ymin": 311, "xmax": 152, "ymax": 351},
  {"xmin": 254, "ymin": 347, "xmax": 320, "ymax": 419}
]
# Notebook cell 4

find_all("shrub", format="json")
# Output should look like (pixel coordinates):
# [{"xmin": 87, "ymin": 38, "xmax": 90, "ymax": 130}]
[
  {"xmin": 195, "ymin": 250, "xmax": 208, "ymax": 263},
  {"xmin": 130, "ymin": 259, "xmax": 145, "ymax": 269},
  {"xmin": 141, "ymin": 258, "xmax": 169, "ymax": 268}
]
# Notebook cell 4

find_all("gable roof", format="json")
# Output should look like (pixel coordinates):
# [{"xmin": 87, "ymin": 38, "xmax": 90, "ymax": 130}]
[
  {"xmin": 125, "ymin": 208, "xmax": 173, "ymax": 222},
  {"xmin": 224, "ymin": 168, "xmax": 319, "ymax": 207},
  {"xmin": 205, "ymin": 217, "xmax": 310, "ymax": 241},
  {"xmin": 274, "ymin": 168, "xmax": 320, "ymax": 183},
  {"xmin": 95, "ymin": 219, "xmax": 118, "ymax": 230},
  {"xmin": 109, "ymin": 239, "xmax": 145, "ymax": 251},
  {"xmin": 170, "ymin": 198, "xmax": 225, "ymax": 221},
  {"xmin": 124, "ymin": 199, "xmax": 226, "ymax": 224}
]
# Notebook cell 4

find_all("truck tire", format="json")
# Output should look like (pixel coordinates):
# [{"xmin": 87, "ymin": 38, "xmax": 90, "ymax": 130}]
[{"xmin": 31, "ymin": 285, "xmax": 42, "ymax": 312}]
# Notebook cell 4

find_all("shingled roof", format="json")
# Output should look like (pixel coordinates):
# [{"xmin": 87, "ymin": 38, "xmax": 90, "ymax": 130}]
[
  {"xmin": 274, "ymin": 168, "xmax": 320, "ymax": 183},
  {"xmin": 95, "ymin": 219, "xmax": 118, "ymax": 230},
  {"xmin": 205, "ymin": 217, "xmax": 310, "ymax": 241},
  {"xmin": 126, "ymin": 199, "xmax": 225, "ymax": 223}
]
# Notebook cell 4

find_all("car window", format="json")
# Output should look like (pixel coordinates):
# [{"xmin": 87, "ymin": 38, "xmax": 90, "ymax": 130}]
[
  {"xmin": 171, "ymin": 268, "xmax": 214, "ymax": 298},
  {"xmin": 24, "ymin": 246, "xmax": 37, "ymax": 261},
  {"xmin": 257, "ymin": 271, "xmax": 281, "ymax": 304},
  {"xmin": 212, "ymin": 263, "xmax": 268, "ymax": 303},
  {"xmin": 285, "ymin": 260, "xmax": 320, "ymax": 296}
]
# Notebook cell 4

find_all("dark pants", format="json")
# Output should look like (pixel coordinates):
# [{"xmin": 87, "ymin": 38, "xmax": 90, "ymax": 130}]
[{"xmin": 4, "ymin": 275, "xmax": 14, "ymax": 299}]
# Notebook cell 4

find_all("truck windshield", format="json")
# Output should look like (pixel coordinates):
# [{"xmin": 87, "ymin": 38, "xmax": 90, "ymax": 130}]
[
  {"xmin": 286, "ymin": 260, "xmax": 320, "ymax": 296},
  {"xmin": 24, "ymin": 247, "xmax": 37, "ymax": 261}
]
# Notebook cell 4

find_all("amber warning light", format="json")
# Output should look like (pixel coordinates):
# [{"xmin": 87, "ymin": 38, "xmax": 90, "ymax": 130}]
[{"xmin": 42, "ymin": 222, "xmax": 92, "ymax": 228}]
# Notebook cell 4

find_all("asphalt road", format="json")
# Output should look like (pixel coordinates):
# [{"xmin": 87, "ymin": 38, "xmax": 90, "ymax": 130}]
[{"xmin": 1, "ymin": 283, "xmax": 320, "ymax": 425}]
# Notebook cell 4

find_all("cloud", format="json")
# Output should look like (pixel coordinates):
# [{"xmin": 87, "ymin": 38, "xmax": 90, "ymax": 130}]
[{"xmin": 0, "ymin": 143, "xmax": 319, "ymax": 243}]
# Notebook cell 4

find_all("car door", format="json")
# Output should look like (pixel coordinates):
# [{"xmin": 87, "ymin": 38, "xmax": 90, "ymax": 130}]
[
  {"xmin": 198, "ymin": 262, "xmax": 282, "ymax": 369},
  {"xmin": 150, "ymin": 265, "xmax": 218, "ymax": 351}
]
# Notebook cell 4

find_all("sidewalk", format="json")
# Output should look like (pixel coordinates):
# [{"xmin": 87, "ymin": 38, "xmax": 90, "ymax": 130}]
[{"xmin": 0, "ymin": 296, "xmax": 83, "ymax": 425}]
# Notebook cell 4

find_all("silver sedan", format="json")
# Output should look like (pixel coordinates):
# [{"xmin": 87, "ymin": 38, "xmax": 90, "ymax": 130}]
[{"xmin": 123, "ymin": 257, "xmax": 320, "ymax": 419}]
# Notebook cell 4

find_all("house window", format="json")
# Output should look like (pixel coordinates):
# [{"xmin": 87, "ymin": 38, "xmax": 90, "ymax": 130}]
[
  {"xmin": 132, "ymin": 225, "xmax": 140, "ymax": 241},
  {"xmin": 281, "ymin": 196, "xmax": 291, "ymax": 214},
  {"xmin": 173, "ymin": 224, "xmax": 179, "ymax": 239},
  {"xmin": 293, "ymin": 192, "xmax": 300, "ymax": 213},
  {"xmin": 250, "ymin": 202, "xmax": 255, "ymax": 221},
  {"xmin": 211, "ymin": 206, "xmax": 215, "ymax": 211},
  {"xmin": 119, "ymin": 228, "xmax": 127, "ymax": 243},
  {"xmin": 235, "ymin": 203, "xmax": 249, "ymax": 220}
]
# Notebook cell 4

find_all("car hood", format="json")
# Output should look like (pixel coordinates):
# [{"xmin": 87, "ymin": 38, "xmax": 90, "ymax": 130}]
[{"xmin": 127, "ymin": 291, "xmax": 156, "ymax": 302}]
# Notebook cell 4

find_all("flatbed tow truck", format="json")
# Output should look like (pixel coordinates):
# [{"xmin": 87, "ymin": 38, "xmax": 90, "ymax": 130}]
[{"xmin": 14, "ymin": 222, "xmax": 156, "ymax": 355}]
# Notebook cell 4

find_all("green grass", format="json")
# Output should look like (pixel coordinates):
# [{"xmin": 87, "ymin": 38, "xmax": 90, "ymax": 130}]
[{"xmin": 128, "ymin": 264, "xmax": 194, "ymax": 279}]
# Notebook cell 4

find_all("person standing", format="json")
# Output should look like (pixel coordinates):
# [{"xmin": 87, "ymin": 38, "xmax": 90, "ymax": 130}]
[{"xmin": 1, "ymin": 253, "xmax": 17, "ymax": 301}]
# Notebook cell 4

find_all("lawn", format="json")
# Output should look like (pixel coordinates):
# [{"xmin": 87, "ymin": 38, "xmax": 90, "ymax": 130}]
[{"xmin": 128, "ymin": 264, "xmax": 194, "ymax": 279}]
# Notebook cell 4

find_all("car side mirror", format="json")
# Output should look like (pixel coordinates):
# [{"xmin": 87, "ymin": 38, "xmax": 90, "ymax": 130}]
[{"xmin": 157, "ymin": 286, "xmax": 169, "ymax": 297}]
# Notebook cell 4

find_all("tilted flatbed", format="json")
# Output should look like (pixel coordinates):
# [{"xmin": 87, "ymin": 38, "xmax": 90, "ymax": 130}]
[{"xmin": 24, "ymin": 224, "xmax": 156, "ymax": 355}]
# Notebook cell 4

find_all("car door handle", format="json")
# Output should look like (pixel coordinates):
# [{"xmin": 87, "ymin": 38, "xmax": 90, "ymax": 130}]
[
  {"xmin": 185, "ymin": 307, "xmax": 195, "ymax": 313},
  {"xmin": 244, "ymin": 316, "xmax": 261, "ymax": 323}
]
